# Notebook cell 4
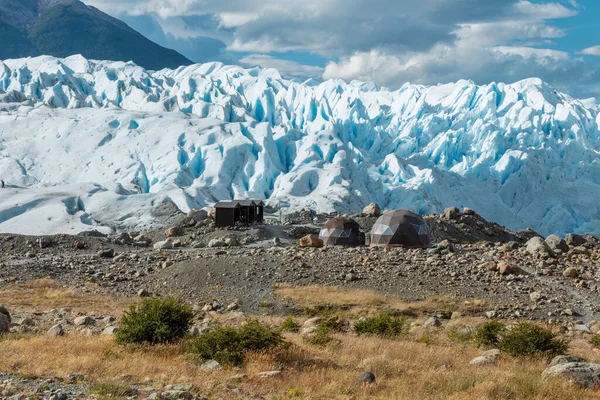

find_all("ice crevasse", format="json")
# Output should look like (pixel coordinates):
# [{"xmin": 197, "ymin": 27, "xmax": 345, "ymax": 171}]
[{"xmin": 0, "ymin": 55, "xmax": 599, "ymax": 236}]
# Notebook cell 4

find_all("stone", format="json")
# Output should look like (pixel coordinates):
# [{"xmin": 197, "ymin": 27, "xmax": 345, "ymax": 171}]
[
  {"xmin": 423, "ymin": 316, "xmax": 441, "ymax": 328},
  {"xmin": 209, "ymin": 208, "xmax": 217, "ymax": 220},
  {"xmin": 208, "ymin": 238, "xmax": 227, "ymax": 248},
  {"xmin": 103, "ymin": 326, "xmax": 119, "ymax": 335},
  {"xmin": 73, "ymin": 316, "xmax": 93, "ymax": 326},
  {"xmin": 160, "ymin": 391, "xmax": 193, "ymax": 400},
  {"xmin": 200, "ymin": 360, "xmax": 222, "ymax": 371},
  {"xmin": 444, "ymin": 207, "xmax": 460, "ymax": 220},
  {"xmin": 165, "ymin": 226, "xmax": 184, "ymax": 238},
  {"xmin": 470, "ymin": 356, "xmax": 497, "ymax": 366},
  {"xmin": 549, "ymin": 355, "xmax": 584, "ymax": 367},
  {"xmin": 526, "ymin": 236, "xmax": 552, "ymax": 256},
  {"xmin": 97, "ymin": 248, "xmax": 115, "ymax": 258},
  {"xmin": 188, "ymin": 209, "xmax": 208, "ymax": 222},
  {"xmin": 358, "ymin": 372, "xmax": 376, "ymax": 384},
  {"xmin": 256, "ymin": 370, "xmax": 282, "ymax": 378},
  {"xmin": 563, "ymin": 267, "xmax": 579, "ymax": 278},
  {"xmin": 299, "ymin": 234, "xmax": 323, "ymax": 248},
  {"xmin": 363, "ymin": 203, "xmax": 381, "ymax": 217},
  {"xmin": 37, "ymin": 236, "xmax": 52, "ymax": 248},
  {"xmin": 137, "ymin": 288, "xmax": 151, "ymax": 297},
  {"xmin": 302, "ymin": 317, "xmax": 321, "ymax": 329},
  {"xmin": 0, "ymin": 304, "xmax": 10, "ymax": 323},
  {"xmin": 227, "ymin": 374, "xmax": 248, "ymax": 382},
  {"xmin": 74, "ymin": 241, "xmax": 86, "ymax": 249},
  {"xmin": 545, "ymin": 235, "xmax": 569, "ymax": 253},
  {"xmin": 463, "ymin": 207, "xmax": 476, "ymax": 215},
  {"xmin": 154, "ymin": 239, "xmax": 173, "ymax": 250},
  {"xmin": 542, "ymin": 362, "xmax": 600, "ymax": 389},
  {"xmin": 529, "ymin": 292, "xmax": 543, "ymax": 302},
  {"xmin": 485, "ymin": 311, "xmax": 497, "ymax": 319},
  {"xmin": 565, "ymin": 234, "xmax": 587, "ymax": 247},
  {"xmin": 437, "ymin": 240, "xmax": 455, "ymax": 252},
  {"xmin": 47, "ymin": 324, "xmax": 64, "ymax": 337},
  {"xmin": 480, "ymin": 261, "xmax": 498, "ymax": 272},
  {"xmin": 0, "ymin": 313, "xmax": 8, "ymax": 333},
  {"xmin": 497, "ymin": 262, "xmax": 515, "ymax": 275}
]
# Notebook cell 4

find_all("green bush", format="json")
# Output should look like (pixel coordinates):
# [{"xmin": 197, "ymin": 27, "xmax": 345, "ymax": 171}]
[
  {"xmin": 474, "ymin": 321, "xmax": 505, "ymax": 347},
  {"xmin": 590, "ymin": 334, "xmax": 600, "ymax": 347},
  {"xmin": 303, "ymin": 326, "xmax": 339, "ymax": 347},
  {"xmin": 116, "ymin": 297, "xmax": 195, "ymax": 345},
  {"xmin": 354, "ymin": 314, "xmax": 406, "ymax": 337},
  {"xmin": 187, "ymin": 320, "xmax": 285, "ymax": 367},
  {"xmin": 320, "ymin": 315, "xmax": 347, "ymax": 332},
  {"xmin": 279, "ymin": 316, "xmax": 300, "ymax": 333},
  {"xmin": 498, "ymin": 322, "xmax": 568, "ymax": 358}
]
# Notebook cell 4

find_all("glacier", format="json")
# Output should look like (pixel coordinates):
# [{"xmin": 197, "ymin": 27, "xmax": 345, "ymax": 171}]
[{"xmin": 0, "ymin": 55, "xmax": 599, "ymax": 236}]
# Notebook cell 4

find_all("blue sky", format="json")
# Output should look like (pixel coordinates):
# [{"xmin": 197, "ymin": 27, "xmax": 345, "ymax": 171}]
[{"xmin": 86, "ymin": 0, "xmax": 600, "ymax": 97}]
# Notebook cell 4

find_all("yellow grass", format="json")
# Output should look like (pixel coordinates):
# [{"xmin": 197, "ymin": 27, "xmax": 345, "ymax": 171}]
[
  {"xmin": 274, "ymin": 284, "xmax": 487, "ymax": 316},
  {"xmin": 0, "ymin": 279, "xmax": 135, "ymax": 315}
]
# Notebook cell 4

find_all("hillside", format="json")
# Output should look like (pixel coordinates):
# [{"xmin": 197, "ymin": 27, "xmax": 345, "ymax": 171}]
[
  {"xmin": 1, "ymin": 55, "xmax": 600, "ymax": 235},
  {"xmin": 0, "ymin": 0, "xmax": 192, "ymax": 70}
]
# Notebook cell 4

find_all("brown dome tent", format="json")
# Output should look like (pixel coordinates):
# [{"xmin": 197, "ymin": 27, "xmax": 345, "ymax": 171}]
[
  {"xmin": 319, "ymin": 217, "xmax": 365, "ymax": 246},
  {"xmin": 370, "ymin": 209, "xmax": 431, "ymax": 248}
]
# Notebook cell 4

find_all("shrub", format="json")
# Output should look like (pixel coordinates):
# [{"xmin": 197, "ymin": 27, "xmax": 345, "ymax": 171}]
[
  {"xmin": 446, "ymin": 324, "xmax": 475, "ymax": 344},
  {"xmin": 279, "ymin": 316, "xmax": 300, "ymax": 333},
  {"xmin": 303, "ymin": 326, "xmax": 339, "ymax": 347},
  {"xmin": 187, "ymin": 320, "xmax": 285, "ymax": 367},
  {"xmin": 498, "ymin": 322, "xmax": 568, "ymax": 358},
  {"xmin": 320, "ymin": 315, "xmax": 347, "ymax": 332},
  {"xmin": 116, "ymin": 297, "xmax": 194, "ymax": 345},
  {"xmin": 354, "ymin": 314, "xmax": 406, "ymax": 337},
  {"xmin": 590, "ymin": 334, "xmax": 600, "ymax": 347},
  {"xmin": 474, "ymin": 321, "xmax": 505, "ymax": 347}
]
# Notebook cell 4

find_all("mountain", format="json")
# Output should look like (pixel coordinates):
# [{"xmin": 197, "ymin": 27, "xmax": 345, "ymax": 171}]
[
  {"xmin": 0, "ymin": 0, "xmax": 192, "ymax": 70},
  {"xmin": 1, "ymin": 55, "xmax": 600, "ymax": 236}
]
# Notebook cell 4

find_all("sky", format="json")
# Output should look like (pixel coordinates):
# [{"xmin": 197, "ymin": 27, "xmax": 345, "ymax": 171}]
[{"xmin": 84, "ymin": 0, "xmax": 600, "ymax": 98}]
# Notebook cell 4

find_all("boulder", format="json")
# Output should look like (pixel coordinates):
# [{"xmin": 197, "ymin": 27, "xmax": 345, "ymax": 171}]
[
  {"xmin": 0, "ymin": 313, "xmax": 8, "ymax": 333},
  {"xmin": 209, "ymin": 208, "xmax": 217, "ymax": 220},
  {"xmin": 363, "ymin": 203, "xmax": 381, "ymax": 217},
  {"xmin": 545, "ymin": 235, "xmax": 569, "ymax": 253},
  {"xmin": 154, "ymin": 239, "xmax": 173, "ymax": 250},
  {"xmin": 563, "ymin": 267, "xmax": 579, "ymax": 278},
  {"xmin": 47, "ymin": 324, "xmax": 64, "ymax": 337},
  {"xmin": 103, "ymin": 326, "xmax": 119, "ymax": 335},
  {"xmin": 300, "ymin": 234, "xmax": 323, "ymax": 248},
  {"xmin": 529, "ymin": 292, "xmax": 543, "ymax": 302},
  {"xmin": 200, "ymin": 360, "xmax": 222, "ymax": 371},
  {"xmin": 0, "ymin": 304, "xmax": 10, "ymax": 323},
  {"xmin": 565, "ymin": 234, "xmax": 587, "ymax": 247},
  {"xmin": 37, "ymin": 236, "xmax": 52, "ymax": 248},
  {"xmin": 526, "ymin": 236, "xmax": 552, "ymax": 256},
  {"xmin": 256, "ymin": 371, "xmax": 282, "ymax": 378},
  {"xmin": 470, "ymin": 355, "xmax": 496, "ymax": 366},
  {"xmin": 358, "ymin": 372, "xmax": 376, "ymax": 384},
  {"xmin": 97, "ymin": 248, "xmax": 115, "ymax": 258},
  {"xmin": 542, "ymin": 362, "xmax": 600, "ymax": 389},
  {"xmin": 423, "ymin": 317, "xmax": 441, "ymax": 328},
  {"xmin": 165, "ymin": 226, "xmax": 185, "ymax": 238},
  {"xmin": 74, "ymin": 241, "xmax": 86, "ymax": 249},
  {"xmin": 188, "ymin": 209, "xmax": 208, "ymax": 223},
  {"xmin": 498, "ymin": 262, "xmax": 517, "ymax": 275},
  {"xmin": 549, "ymin": 355, "xmax": 585, "ymax": 367},
  {"xmin": 73, "ymin": 316, "xmax": 93, "ymax": 326},
  {"xmin": 444, "ymin": 207, "xmax": 460, "ymax": 220},
  {"xmin": 208, "ymin": 238, "xmax": 227, "ymax": 248}
]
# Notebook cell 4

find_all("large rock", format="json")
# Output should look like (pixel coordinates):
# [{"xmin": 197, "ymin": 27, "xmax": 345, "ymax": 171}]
[
  {"xmin": 563, "ymin": 267, "xmax": 579, "ymax": 278},
  {"xmin": 47, "ymin": 324, "xmax": 64, "ymax": 337},
  {"xmin": 165, "ymin": 226, "xmax": 185, "ymax": 238},
  {"xmin": 0, "ymin": 304, "xmax": 10, "ymax": 323},
  {"xmin": 358, "ymin": 372, "xmax": 376, "ymax": 384},
  {"xmin": 208, "ymin": 238, "xmax": 227, "ymax": 248},
  {"xmin": 0, "ymin": 313, "xmax": 8, "ymax": 333},
  {"xmin": 565, "ymin": 234, "xmax": 587, "ymax": 247},
  {"xmin": 73, "ymin": 316, "xmax": 93, "ymax": 326},
  {"xmin": 444, "ymin": 207, "xmax": 460, "ymax": 220},
  {"xmin": 363, "ymin": 203, "xmax": 381, "ymax": 217},
  {"xmin": 154, "ymin": 239, "xmax": 173, "ymax": 250},
  {"xmin": 542, "ymin": 362, "xmax": 600, "ymax": 388},
  {"xmin": 526, "ymin": 236, "xmax": 552, "ymax": 256},
  {"xmin": 549, "ymin": 355, "xmax": 584, "ymax": 367},
  {"xmin": 545, "ymin": 235, "xmax": 569, "ymax": 253},
  {"xmin": 209, "ymin": 208, "xmax": 217, "ymax": 220},
  {"xmin": 299, "ymin": 234, "xmax": 323, "ymax": 248}
]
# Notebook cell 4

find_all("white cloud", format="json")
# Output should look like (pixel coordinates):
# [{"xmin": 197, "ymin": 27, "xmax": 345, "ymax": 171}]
[
  {"xmin": 581, "ymin": 46, "xmax": 600, "ymax": 56},
  {"xmin": 240, "ymin": 55, "xmax": 323, "ymax": 79}
]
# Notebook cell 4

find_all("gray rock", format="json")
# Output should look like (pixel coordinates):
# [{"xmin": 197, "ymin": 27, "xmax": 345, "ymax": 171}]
[
  {"xmin": 363, "ymin": 203, "xmax": 381, "ymax": 217},
  {"xmin": 38, "ymin": 236, "xmax": 52, "ymax": 248},
  {"xmin": 208, "ymin": 238, "xmax": 227, "ymax": 248},
  {"xmin": 98, "ymin": 248, "xmax": 115, "ymax": 258},
  {"xmin": 423, "ymin": 316, "xmax": 442, "ymax": 328},
  {"xmin": 542, "ymin": 362, "xmax": 600, "ymax": 388},
  {"xmin": 563, "ymin": 267, "xmax": 579, "ymax": 278},
  {"xmin": 137, "ymin": 288, "xmax": 151, "ymax": 297},
  {"xmin": 565, "ymin": 234, "xmax": 586, "ymax": 247},
  {"xmin": 358, "ymin": 372, "xmax": 376, "ymax": 384},
  {"xmin": 470, "ymin": 355, "xmax": 497, "ymax": 366},
  {"xmin": 200, "ymin": 360, "xmax": 222, "ymax": 371},
  {"xmin": 154, "ymin": 239, "xmax": 173, "ymax": 250},
  {"xmin": 444, "ymin": 207, "xmax": 460, "ymax": 220},
  {"xmin": 160, "ymin": 391, "xmax": 193, "ymax": 400},
  {"xmin": 47, "ymin": 324, "xmax": 64, "ymax": 337},
  {"xmin": 73, "ymin": 316, "xmax": 93, "ymax": 326},
  {"xmin": 0, "ymin": 304, "xmax": 10, "ymax": 323},
  {"xmin": 0, "ymin": 313, "xmax": 8, "ymax": 333},
  {"xmin": 256, "ymin": 370, "xmax": 282, "ymax": 378},
  {"xmin": 549, "ymin": 355, "xmax": 585, "ymax": 367},
  {"xmin": 529, "ymin": 292, "xmax": 543, "ymax": 302},
  {"xmin": 103, "ymin": 326, "xmax": 119, "ymax": 335},
  {"xmin": 545, "ymin": 235, "xmax": 569, "ymax": 253},
  {"xmin": 526, "ymin": 237, "xmax": 552, "ymax": 256}
]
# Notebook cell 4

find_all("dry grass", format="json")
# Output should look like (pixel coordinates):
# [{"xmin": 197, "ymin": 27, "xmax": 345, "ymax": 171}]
[
  {"xmin": 0, "ymin": 279, "xmax": 135, "ymax": 315},
  {"xmin": 1, "ymin": 283, "xmax": 599, "ymax": 399},
  {"xmin": 274, "ymin": 284, "xmax": 487, "ymax": 317}
]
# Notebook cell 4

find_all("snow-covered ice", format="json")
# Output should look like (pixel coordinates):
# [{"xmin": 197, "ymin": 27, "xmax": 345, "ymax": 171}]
[{"xmin": 0, "ymin": 55, "xmax": 599, "ymax": 236}]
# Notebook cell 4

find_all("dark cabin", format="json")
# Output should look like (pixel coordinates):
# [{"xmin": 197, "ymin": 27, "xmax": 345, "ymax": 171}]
[
  {"xmin": 214, "ymin": 200, "xmax": 265, "ymax": 227},
  {"xmin": 214, "ymin": 201, "xmax": 241, "ymax": 228}
]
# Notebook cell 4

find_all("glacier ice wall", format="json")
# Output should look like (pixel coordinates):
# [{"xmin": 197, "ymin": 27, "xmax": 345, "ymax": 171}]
[{"xmin": 0, "ymin": 55, "xmax": 600, "ymax": 235}]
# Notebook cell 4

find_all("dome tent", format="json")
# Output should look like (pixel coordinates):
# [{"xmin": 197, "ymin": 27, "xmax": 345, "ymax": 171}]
[
  {"xmin": 370, "ymin": 209, "xmax": 431, "ymax": 248},
  {"xmin": 319, "ymin": 216, "xmax": 365, "ymax": 246}
]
